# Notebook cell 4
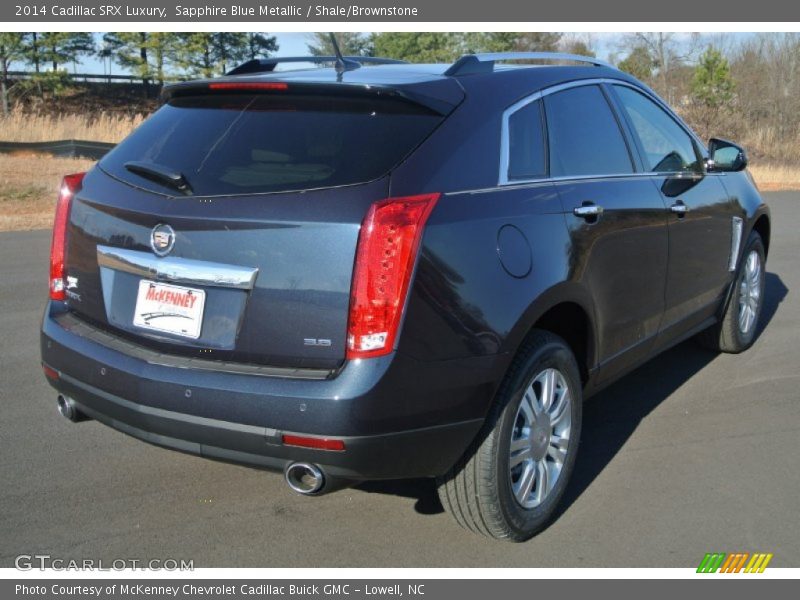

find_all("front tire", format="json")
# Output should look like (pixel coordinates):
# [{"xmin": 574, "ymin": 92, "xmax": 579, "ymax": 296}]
[
  {"xmin": 698, "ymin": 231, "xmax": 766, "ymax": 353},
  {"xmin": 437, "ymin": 330, "xmax": 582, "ymax": 541}
]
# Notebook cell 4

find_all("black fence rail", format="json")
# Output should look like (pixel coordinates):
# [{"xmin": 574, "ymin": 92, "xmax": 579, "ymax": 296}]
[
  {"xmin": 7, "ymin": 70, "xmax": 146, "ymax": 84},
  {"xmin": 0, "ymin": 140, "xmax": 115, "ymax": 160}
]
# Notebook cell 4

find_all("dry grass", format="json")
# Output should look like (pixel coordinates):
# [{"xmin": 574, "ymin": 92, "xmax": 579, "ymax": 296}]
[
  {"xmin": 748, "ymin": 163, "xmax": 800, "ymax": 192},
  {"xmin": 0, "ymin": 155, "xmax": 95, "ymax": 230},
  {"xmin": 0, "ymin": 153, "xmax": 797, "ymax": 233},
  {"xmin": 0, "ymin": 108, "xmax": 144, "ymax": 144}
]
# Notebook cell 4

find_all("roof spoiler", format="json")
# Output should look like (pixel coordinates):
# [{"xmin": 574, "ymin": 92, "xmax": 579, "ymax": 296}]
[{"xmin": 161, "ymin": 78, "xmax": 462, "ymax": 117}]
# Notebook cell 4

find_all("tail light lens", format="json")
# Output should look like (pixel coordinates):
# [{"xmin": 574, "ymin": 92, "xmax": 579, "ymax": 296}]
[
  {"xmin": 42, "ymin": 363, "xmax": 60, "ymax": 381},
  {"xmin": 49, "ymin": 172, "xmax": 85, "ymax": 301},
  {"xmin": 282, "ymin": 434, "xmax": 345, "ymax": 451},
  {"xmin": 346, "ymin": 193, "xmax": 440, "ymax": 359}
]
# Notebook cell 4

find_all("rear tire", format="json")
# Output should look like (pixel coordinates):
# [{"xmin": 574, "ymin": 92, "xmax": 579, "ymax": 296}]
[
  {"xmin": 437, "ymin": 330, "xmax": 582, "ymax": 541},
  {"xmin": 698, "ymin": 231, "xmax": 766, "ymax": 353}
]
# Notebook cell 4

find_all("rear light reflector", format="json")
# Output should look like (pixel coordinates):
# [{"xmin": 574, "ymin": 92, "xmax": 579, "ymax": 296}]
[
  {"xmin": 208, "ymin": 82, "xmax": 288, "ymax": 91},
  {"xmin": 282, "ymin": 435, "xmax": 345, "ymax": 452},
  {"xmin": 50, "ymin": 172, "xmax": 85, "ymax": 301},
  {"xmin": 347, "ymin": 193, "xmax": 440, "ymax": 359},
  {"xmin": 42, "ymin": 364, "xmax": 59, "ymax": 380}
]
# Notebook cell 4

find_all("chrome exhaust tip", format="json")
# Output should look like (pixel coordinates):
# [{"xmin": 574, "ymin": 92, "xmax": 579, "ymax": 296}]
[
  {"xmin": 284, "ymin": 462, "xmax": 325, "ymax": 495},
  {"xmin": 57, "ymin": 394, "xmax": 90, "ymax": 423}
]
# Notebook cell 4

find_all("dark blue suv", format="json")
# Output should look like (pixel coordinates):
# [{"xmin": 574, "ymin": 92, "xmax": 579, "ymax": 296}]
[{"xmin": 41, "ymin": 52, "xmax": 771, "ymax": 540}]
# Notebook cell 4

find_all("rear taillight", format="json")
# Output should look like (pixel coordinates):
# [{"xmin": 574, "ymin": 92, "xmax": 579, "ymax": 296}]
[
  {"xmin": 346, "ymin": 193, "xmax": 440, "ymax": 359},
  {"xmin": 49, "ymin": 172, "xmax": 85, "ymax": 301}
]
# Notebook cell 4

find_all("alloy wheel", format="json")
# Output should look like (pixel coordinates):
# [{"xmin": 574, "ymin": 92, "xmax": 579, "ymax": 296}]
[{"xmin": 509, "ymin": 368, "xmax": 572, "ymax": 509}]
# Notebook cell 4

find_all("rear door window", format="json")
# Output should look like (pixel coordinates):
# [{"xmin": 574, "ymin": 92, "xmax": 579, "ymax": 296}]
[
  {"xmin": 544, "ymin": 85, "xmax": 634, "ymax": 177},
  {"xmin": 100, "ymin": 93, "xmax": 443, "ymax": 196}
]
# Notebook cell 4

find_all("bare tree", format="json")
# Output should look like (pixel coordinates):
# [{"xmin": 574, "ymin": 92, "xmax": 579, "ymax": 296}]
[
  {"xmin": 622, "ymin": 33, "xmax": 701, "ymax": 103},
  {"xmin": 729, "ymin": 33, "xmax": 800, "ymax": 156}
]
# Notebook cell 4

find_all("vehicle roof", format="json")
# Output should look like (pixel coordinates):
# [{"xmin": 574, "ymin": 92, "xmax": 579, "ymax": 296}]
[
  {"xmin": 173, "ymin": 62, "xmax": 639, "ymax": 90},
  {"xmin": 254, "ymin": 63, "xmax": 644, "ymax": 107},
  {"xmin": 164, "ymin": 63, "xmax": 646, "ymax": 116}
]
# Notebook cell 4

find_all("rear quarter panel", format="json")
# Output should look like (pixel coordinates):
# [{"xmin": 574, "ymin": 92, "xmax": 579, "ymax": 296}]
[
  {"xmin": 391, "ymin": 74, "xmax": 598, "ymax": 375},
  {"xmin": 400, "ymin": 185, "xmax": 569, "ymax": 362}
]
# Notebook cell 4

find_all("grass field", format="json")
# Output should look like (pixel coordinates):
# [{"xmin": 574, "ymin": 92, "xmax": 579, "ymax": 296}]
[
  {"xmin": 1, "ymin": 154, "xmax": 795, "ymax": 232},
  {"xmin": 0, "ymin": 109, "xmax": 145, "ymax": 144},
  {"xmin": 747, "ymin": 164, "xmax": 800, "ymax": 192},
  {"xmin": 0, "ymin": 155, "xmax": 95, "ymax": 231},
  {"xmin": 0, "ymin": 106, "xmax": 797, "ymax": 233}
]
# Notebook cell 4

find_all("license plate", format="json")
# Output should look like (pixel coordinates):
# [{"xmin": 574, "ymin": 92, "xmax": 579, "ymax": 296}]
[{"xmin": 133, "ymin": 280, "xmax": 206, "ymax": 339}]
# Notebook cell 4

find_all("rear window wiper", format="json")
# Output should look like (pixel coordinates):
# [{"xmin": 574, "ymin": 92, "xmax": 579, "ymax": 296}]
[{"xmin": 124, "ymin": 161, "xmax": 193, "ymax": 195}]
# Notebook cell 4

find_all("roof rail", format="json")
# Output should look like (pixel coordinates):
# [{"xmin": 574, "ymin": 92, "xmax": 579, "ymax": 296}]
[
  {"xmin": 227, "ymin": 56, "xmax": 407, "ymax": 76},
  {"xmin": 444, "ymin": 52, "xmax": 615, "ymax": 76}
]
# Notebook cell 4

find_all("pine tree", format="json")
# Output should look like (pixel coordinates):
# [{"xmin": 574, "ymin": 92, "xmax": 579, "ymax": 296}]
[
  {"xmin": 24, "ymin": 32, "xmax": 41, "ymax": 72},
  {"xmin": 307, "ymin": 33, "xmax": 373, "ymax": 57},
  {"xmin": 245, "ymin": 33, "xmax": 279, "ymax": 60},
  {"xmin": 39, "ymin": 32, "xmax": 94, "ymax": 71},
  {"xmin": 462, "ymin": 33, "xmax": 562, "ymax": 53},
  {"xmin": 690, "ymin": 46, "xmax": 736, "ymax": 137},
  {"xmin": 0, "ymin": 33, "xmax": 26, "ymax": 115},
  {"xmin": 691, "ymin": 47, "xmax": 735, "ymax": 108},
  {"xmin": 371, "ymin": 33, "xmax": 462, "ymax": 63},
  {"xmin": 173, "ymin": 33, "xmax": 268, "ymax": 77},
  {"xmin": 103, "ymin": 32, "xmax": 177, "ymax": 89}
]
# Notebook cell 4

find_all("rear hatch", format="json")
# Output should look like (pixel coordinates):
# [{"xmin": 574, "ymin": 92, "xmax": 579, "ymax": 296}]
[{"xmin": 64, "ymin": 78, "xmax": 458, "ymax": 370}]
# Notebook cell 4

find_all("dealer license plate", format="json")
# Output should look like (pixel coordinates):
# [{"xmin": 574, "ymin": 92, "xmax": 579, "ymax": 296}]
[{"xmin": 132, "ymin": 280, "xmax": 206, "ymax": 339}]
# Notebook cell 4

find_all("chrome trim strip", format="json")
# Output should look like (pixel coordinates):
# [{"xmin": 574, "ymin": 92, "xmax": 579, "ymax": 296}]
[
  {"xmin": 730, "ymin": 216, "xmax": 744, "ymax": 272},
  {"xmin": 96, "ymin": 246, "xmax": 259, "ymax": 290},
  {"xmin": 451, "ymin": 172, "xmax": 653, "ymax": 197}
]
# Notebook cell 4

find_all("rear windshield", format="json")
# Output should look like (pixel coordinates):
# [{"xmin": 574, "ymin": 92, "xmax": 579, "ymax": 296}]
[{"xmin": 100, "ymin": 93, "xmax": 443, "ymax": 196}]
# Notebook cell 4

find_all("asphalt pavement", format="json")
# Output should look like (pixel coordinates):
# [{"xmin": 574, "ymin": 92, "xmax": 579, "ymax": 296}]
[{"xmin": 1, "ymin": 192, "xmax": 798, "ymax": 568}]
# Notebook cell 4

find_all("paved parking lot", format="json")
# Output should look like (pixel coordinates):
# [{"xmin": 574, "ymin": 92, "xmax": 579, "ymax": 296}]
[{"xmin": 1, "ymin": 192, "xmax": 798, "ymax": 568}]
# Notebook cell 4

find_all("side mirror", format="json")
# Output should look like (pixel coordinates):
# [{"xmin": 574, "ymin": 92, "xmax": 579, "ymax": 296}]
[{"xmin": 708, "ymin": 138, "xmax": 748, "ymax": 172}]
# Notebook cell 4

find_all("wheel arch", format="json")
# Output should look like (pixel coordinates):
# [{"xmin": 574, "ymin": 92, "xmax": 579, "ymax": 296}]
[
  {"xmin": 751, "ymin": 212, "xmax": 771, "ymax": 258},
  {"xmin": 506, "ymin": 283, "xmax": 598, "ymax": 385}
]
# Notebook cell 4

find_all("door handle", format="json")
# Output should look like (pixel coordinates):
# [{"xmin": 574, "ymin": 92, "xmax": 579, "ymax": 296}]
[
  {"xmin": 670, "ymin": 200, "xmax": 689, "ymax": 216},
  {"xmin": 573, "ymin": 204, "xmax": 604, "ymax": 218}
]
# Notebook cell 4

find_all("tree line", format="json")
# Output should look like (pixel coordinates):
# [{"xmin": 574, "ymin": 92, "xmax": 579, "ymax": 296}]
[
  {"xmin": 1, "ymin": 32, "xmax": 798, "ymax": 161},
  {"xmin": 0, "ymin": 32, "xmax": 280, "ymax": 112},
  {"xmin": 316, "ymin": 32, "xmax": 800, "ymax": 161}
]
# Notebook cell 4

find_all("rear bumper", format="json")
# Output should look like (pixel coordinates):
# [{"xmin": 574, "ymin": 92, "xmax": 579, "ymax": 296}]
[{"xmin": 42, "ymin": 304, "xmax": 504, "ymax": 480}]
